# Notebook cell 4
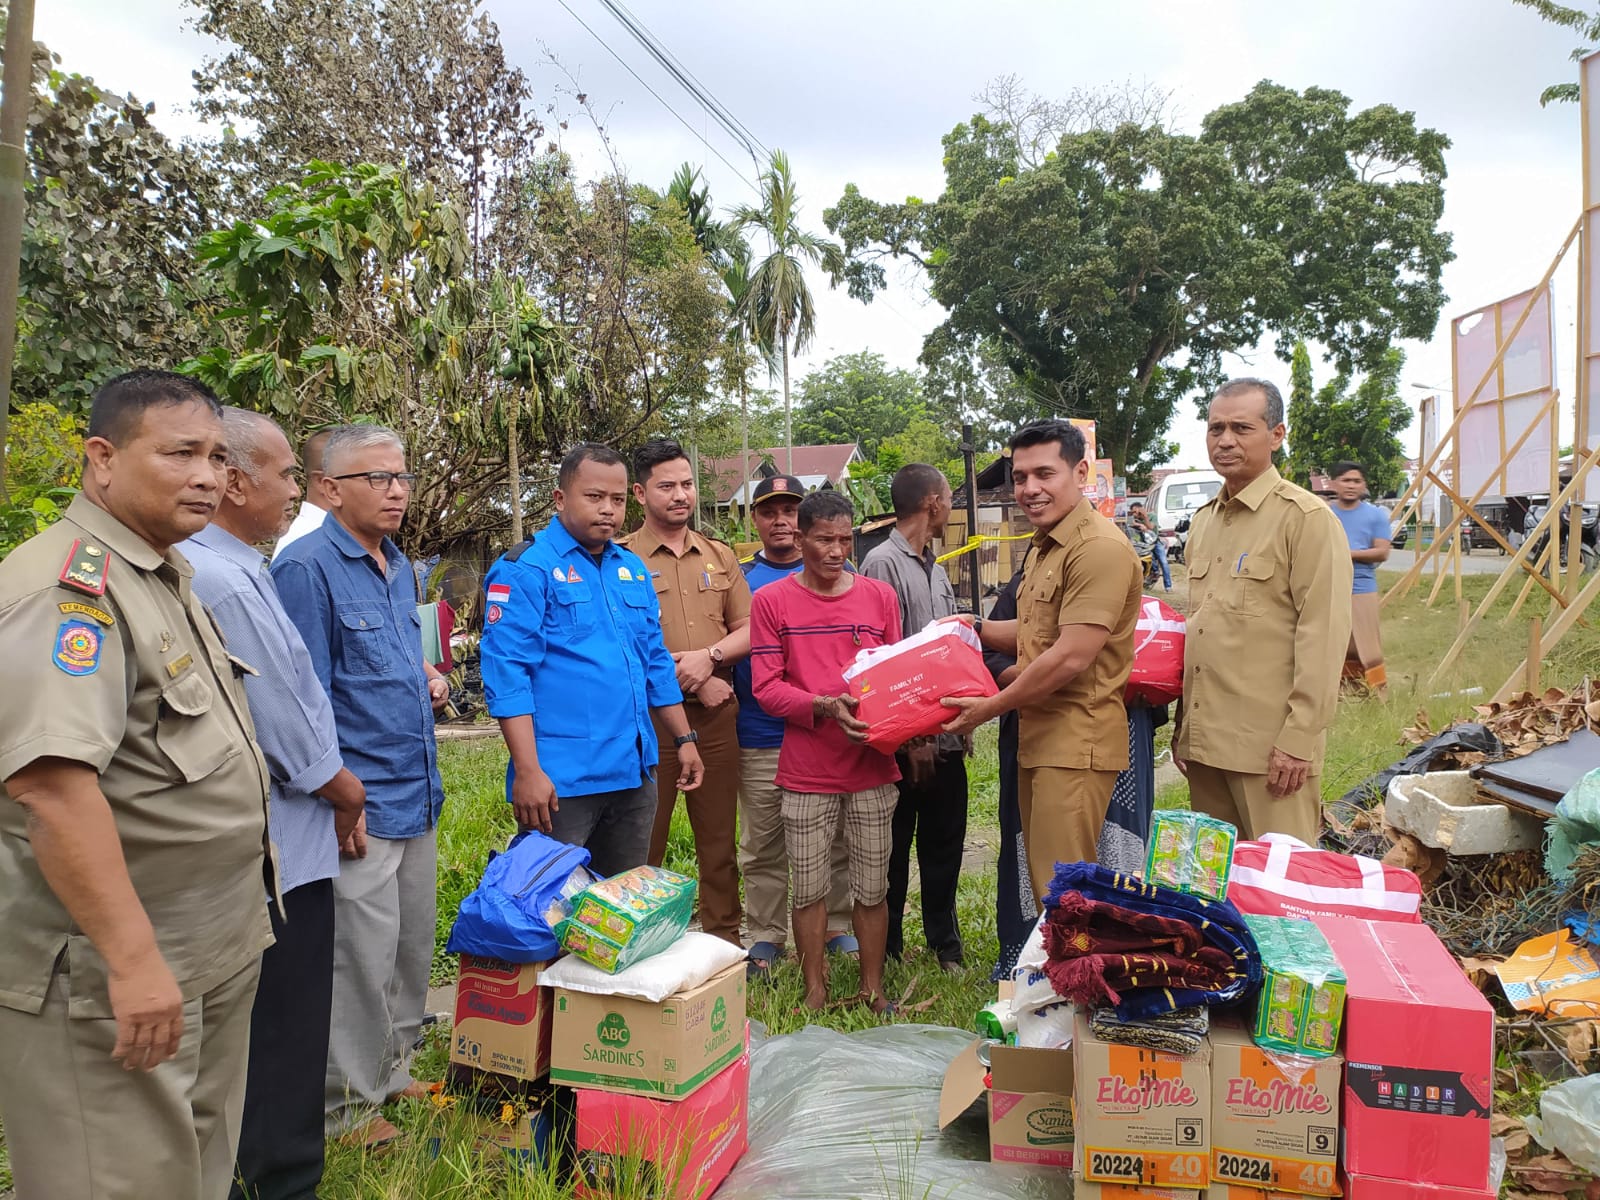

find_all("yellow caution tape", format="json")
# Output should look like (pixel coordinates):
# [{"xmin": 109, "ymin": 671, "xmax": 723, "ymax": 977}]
[{"xmin": 934, "ymin": 532, "xmax": 1035, "ymax": 565}]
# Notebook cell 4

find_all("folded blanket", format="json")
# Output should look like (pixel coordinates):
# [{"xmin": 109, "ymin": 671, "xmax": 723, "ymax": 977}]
[
  {"xmin": 1042, "ymin": 863, "xmax": 1261, "ymax": 1021},
  {"xmin": 1090, "ymin": 1005, "xmax": 1210, "ymax": 1056}
]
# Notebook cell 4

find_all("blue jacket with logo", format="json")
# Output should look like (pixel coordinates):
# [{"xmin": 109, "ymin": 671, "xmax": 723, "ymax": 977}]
[{"xmin": 479, "ymin": 515, "xmax": 682, "ymax": 798}]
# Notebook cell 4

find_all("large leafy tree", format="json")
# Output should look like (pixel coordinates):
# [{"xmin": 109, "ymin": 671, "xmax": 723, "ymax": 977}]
[
  {"xmin": 731, "ymin": 150, "xmax": 845, "ymax": 472},
  {"xmin": 828, "ymin": 81, "xmax": 1452, "ymax": 483},
  {"xmin": 792, "ymin": 350, "xmax": 930, "ymax": 459},
  {"xmin": 1285, "ymin": 346, "xmax": 1413, "ymax": 496}
]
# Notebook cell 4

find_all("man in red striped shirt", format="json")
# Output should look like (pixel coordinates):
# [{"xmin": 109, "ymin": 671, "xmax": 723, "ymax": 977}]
[{"xmin": 750, "ymin": 491, "xmax": 902, "ymax": 1012}]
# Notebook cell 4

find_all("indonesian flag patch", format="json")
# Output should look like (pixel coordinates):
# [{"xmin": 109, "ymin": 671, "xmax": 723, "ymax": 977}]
[{"xmin": 487, "ymin": 583, "xmax": 511, "ymax": 604}]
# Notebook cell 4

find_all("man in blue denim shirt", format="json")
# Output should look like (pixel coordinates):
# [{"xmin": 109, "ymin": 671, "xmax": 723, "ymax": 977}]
[
  {"xmin": 480, "ymin": 443, "xmax": 704, "ymax": 876},
  {"xmin": 272, "ymin": 425, "xmax": 449, "ymax": 1147}
]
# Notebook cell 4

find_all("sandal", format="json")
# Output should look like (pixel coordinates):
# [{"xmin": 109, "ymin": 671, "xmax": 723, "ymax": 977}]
[
  {"xmin": 825, "ymin": 933, "xmax": 860, "ymax": 957},
  {"xmin": 746, "ymin": 941, "xmax": 782, "ymax": 981}
]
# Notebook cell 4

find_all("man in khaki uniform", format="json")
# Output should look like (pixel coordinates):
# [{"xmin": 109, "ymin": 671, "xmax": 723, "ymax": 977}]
[
  {"xmin": 1174, "ymin": 378, "xmax": 1353, "ymax": 843},
  {"xmin": 944, "ymin": 420, "xmax": 1143, "ymax": 901},
  {"xmin": 0, "ymin": 370, "xmax": 274, "ymax": 1200},
  {"xmin": 620, "ymin": 439, "xmax": 752, "ymax": 945}
]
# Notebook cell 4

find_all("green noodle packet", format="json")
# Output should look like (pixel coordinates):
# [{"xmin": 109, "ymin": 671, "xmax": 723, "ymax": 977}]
[
  {"xmin": 1243, "ymin": 913, "xmax": 1347, "ymax": 1058},
  {"xmin": 1143, "ymin": 809, "xmax": 1237, "ymax": 901},
  {"xmin": 555, "ymin": 865, "xmax": 697, "ymax": 974}
]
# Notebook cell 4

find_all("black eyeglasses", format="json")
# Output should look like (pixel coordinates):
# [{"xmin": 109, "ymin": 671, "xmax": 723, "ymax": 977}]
[{"xmin": 333, "ymin": 471, "xmax": 418, "ymax": 491}]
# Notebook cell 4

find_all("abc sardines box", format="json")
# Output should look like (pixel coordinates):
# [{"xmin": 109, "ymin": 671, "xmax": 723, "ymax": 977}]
[{"xmin": 549, "ymin": 962, "xmax": 745, "ymax": 1100}]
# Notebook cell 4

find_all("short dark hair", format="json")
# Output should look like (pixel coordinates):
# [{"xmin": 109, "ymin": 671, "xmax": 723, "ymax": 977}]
[
  {"xmin": 558, "ymin": 442, "xmax": 626, "ymax": 490},
  {"xmin": 1211, "ymin": 378, "xmax": 1285, "ymax": 428},
  {"xmin": 890, "ymin": 463, "xmax": 947, "ymax": 517},
  {"xmin": 88, "ymin": 370, "xmax": 222, "ymax": 446},
  {"xmin": 798, "ymin": 489, "xmax": 854, "ymax": 532},
  {"xmin": 632, "ymin": 438, "xmax": 690, "ymax": 484},
  {"xmin": 302, "ymin": 428, "xmax": 338, "ymax": 477},
  {"xmin": 1008, "ymin": 419, "xmax": 1086, "ymax": 466},
  {"xmin": 1330, "ymin": 461, "xmax": 1365, "ymax": 480}
]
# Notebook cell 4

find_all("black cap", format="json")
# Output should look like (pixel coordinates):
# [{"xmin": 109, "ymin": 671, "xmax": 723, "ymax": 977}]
[{"xmin": 751, "ymin": 474, "xmax": 805, "ymax": 507}]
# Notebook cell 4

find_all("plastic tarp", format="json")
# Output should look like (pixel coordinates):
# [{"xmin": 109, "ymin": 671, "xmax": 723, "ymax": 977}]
[{"xmin": 718, "ymin": 1023, "xmax": 1071, "ymax": 1199}]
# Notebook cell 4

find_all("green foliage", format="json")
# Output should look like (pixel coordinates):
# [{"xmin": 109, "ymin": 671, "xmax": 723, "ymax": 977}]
[
  {"xmin": 1511, "ymin": 0, "xmax": 1599, "ymax": 104},
  {"xmin": 1285, "ymin": 346, "xmax": 1414, "ymax": 496},
  {"xmin": 828, "ymin": 81, "xmax": 1453, "ymax": 479},
  {"xmin": 793, "ymin": 350, "xmax": 931, "ymax": 458},
  {"xmin": 0, "ymin": 403, "xmax": 83, "ymax": 559},
  {"xmin": 9, "ymin": 30, "xmax": 220, "ymax": 409}
]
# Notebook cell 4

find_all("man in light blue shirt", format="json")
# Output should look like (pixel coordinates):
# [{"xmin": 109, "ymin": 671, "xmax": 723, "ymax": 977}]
[
  {"xmin": 182, "ymin": 408, "xmax": 366, "ymax": 1199},
  {"xmin": 1329, "ymin": 460, "xmax": 1392, "ymax": 693},
  {"xmin": 272, "ymin": 424, "xmax": 449, "ymax": 1145},
  {"xmin": 479, "ymin": 443, "xmax": 704, "ymax": 875}
]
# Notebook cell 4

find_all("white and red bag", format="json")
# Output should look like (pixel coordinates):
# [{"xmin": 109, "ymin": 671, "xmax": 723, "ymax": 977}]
[
  {"xmin": 1227, "ymin": 833, "xmax": 1423, "ymax": 923},
  {"xmin": 1125, "ymin": 596, "xmax": 1185, "ymax": 706},
  {"xmin": 842, "ymin": 620, "xmax": 997, "ymax": 755}
]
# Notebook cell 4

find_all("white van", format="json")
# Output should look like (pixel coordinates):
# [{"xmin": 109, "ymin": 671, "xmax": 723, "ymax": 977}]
[{"xmin": 1151, "ymin": 470, "xmax": 1225, "ymax": 536}]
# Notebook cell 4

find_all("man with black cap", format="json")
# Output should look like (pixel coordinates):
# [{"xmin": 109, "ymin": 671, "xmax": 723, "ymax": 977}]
[{"xmin": 733, "ymin": 475, "xmax": 855, "ymax": 976}]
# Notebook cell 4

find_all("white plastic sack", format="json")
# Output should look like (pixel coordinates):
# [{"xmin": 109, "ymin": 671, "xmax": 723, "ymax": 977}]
[
  {"xmin": 1015, "ymin": 1001, "xmax": 1074, "ymax": 1050},
  {"xmin": 1524, "ymin": 1073, "xmax": 1600, "ymax": 1175},
  {"xmin": 539, "ymin": 931, "xmax": 746, "ymax": 1003}
]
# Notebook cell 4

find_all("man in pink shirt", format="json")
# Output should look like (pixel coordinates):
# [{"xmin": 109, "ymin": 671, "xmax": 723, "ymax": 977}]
[{"xmin": 750, "ymin": 491, "xmax": 902, "ymax": 1013}]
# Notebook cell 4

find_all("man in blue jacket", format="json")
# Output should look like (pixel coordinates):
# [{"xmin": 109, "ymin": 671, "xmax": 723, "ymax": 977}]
[{"xmin": 480, "ymin": 443, "xmax": 704, "ymax": 875}]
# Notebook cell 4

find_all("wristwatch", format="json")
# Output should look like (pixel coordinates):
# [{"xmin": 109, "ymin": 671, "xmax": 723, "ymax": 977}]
[
  {"xmin": 973, "ymin": 616, "xmax": 984, "ymax": 636},
  {"xmin": 674, "ymin": 731, "xmax": 700, "ymax": 748},
  {"xmin": 707, "ymin": 645, "xmax": 725, "ymax": 666}
]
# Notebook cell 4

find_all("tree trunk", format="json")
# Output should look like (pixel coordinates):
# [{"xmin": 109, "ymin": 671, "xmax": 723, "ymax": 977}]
[
  {"xmin": 782, "ymin": 326, "xmax": 792, "ymax": 474},
  {"xmin": 0, "ymin": 0, "xmax": 36, "ymax": 498},
  {"xmin": 507, "ymin": 395, "xmax": 524, "ymax": 544},
  {"xmin": 739, "ymin": 370, "xmax": 750, "ymax": 534}
]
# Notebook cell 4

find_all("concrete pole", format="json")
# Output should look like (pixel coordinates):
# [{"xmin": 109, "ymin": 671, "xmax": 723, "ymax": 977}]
[{"xmin": 0, "ymin": 0, "xmax": 36, "ymax": 498}]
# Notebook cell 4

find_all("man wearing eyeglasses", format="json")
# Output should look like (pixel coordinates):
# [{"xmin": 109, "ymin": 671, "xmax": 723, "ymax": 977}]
[{"xmin": 272, "ymin": 425, "xmax": 450, "ymax": 1148}]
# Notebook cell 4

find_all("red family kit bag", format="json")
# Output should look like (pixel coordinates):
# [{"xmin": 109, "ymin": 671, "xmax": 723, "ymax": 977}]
[
  {"xmin": 1228, "ymin": 833, "xmax": 1424, "ymax": 923},
  {"xmin": 1126, "ymin": 596, "xmax": 1184, "ymax": 706},
  {"xmin": 843, "ymin": 620, "xmax": 997, "ymax": 755}
]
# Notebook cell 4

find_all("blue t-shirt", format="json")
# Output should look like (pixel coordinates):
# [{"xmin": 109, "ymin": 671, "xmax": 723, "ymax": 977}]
[
  {"xmin": 733, "ymin": 552, "xmax": 805, "ymax": 748},
  {"xmin": 1333, "ymin": 501, "xmax": 1391, "ymax": 595}
]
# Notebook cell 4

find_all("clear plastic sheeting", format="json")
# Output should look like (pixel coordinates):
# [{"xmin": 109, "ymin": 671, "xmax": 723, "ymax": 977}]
[{"xmin": 717, "ymin": 1023, "xmax": 1073, "ymax": 1200}]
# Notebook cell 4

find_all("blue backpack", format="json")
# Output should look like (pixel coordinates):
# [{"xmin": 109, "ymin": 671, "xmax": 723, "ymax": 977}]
[{"xmin": 445, "ymin": 831, "xmax": 592, "ymax": 963}]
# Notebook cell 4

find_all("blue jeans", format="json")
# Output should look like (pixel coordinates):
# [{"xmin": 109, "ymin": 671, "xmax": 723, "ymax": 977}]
[{"xmin": 1151, "ymin": 538, "xmax": 1172, "ymax": 588}]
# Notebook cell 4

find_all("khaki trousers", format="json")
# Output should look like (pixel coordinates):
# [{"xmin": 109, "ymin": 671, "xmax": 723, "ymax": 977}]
[
  {"xmin": 738, "ymin": 746, "xmax": 853, "ymax": 946},
  {"xmin": 1185, "ymin": 760, "xmax": 1322, "ymax": 844},
  {"xmin": 650, "ymin": 701, "xmax": 742, "ymax": 945},
  {"xmin": 0, "ymin": 957, "xmax": 260, "ymax": 1200},
  {"xmin": 1017, "ymin": 765, "xmax": 1119, "ymax": 902}
]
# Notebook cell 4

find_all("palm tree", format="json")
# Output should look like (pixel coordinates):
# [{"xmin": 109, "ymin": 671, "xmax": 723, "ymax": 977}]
[
  {"xmin": 720, "ymin": 241, "xmax": 774, "ymax": 526},
  {"xmin": 731, "ymin": 150, "xmax": 844, "ymax": 472}
]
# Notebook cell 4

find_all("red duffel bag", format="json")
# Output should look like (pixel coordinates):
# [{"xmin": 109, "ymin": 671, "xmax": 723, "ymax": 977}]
[
  {"xmin": 1228, "ymin": 833, "xmax": 1423, "ymax": 923},
  {"xmin": 843, "ymin": 621, "xmax": 997, "ymax": 755},
  {"xmin": 1126, "ymin": 595, "xmax": 1184, "ymax": 706}
]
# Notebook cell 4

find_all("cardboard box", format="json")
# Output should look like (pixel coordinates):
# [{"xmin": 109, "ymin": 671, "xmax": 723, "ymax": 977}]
[
  {"xmin": 938, "ymin": 1038, "xmax": 1076, "ymax": 1168},
  {"xmin": 1313, "ymin": 918, "xmax": 1492, "ymax": 1191},
  {"xmin": 1206, "ymin": 1187, "xmax": 1319, "ymax": 1200},
  {"xmin": 571, "ymin": 1048, "xmax": 749, "ymax": 1200},
  {"xmin": 1072, "ymin": 1007, "xmax": 1212, "ymax": 1189},
  {"xmin": 1208, "ymin": 1021, "xmax": 1341, "ymax": 1196},
  {"xmin": 450, "ymin": 955, "xmax": 555, "ymax": 1083},
  {"xmin": 426, "ymin": 1099, "xmax": 552, "ymax": 1169},
  {"xmin": 550, "ymin": 961, "xmax": 746, "ymax": 1100},
  {"xmin": 1079, "ymin": 1184, "xmax": 1201, "ymax": 1200},
  {"xmin": 1339, "ymin": 1175, "xmax": 1495, "ymax": 1200}
]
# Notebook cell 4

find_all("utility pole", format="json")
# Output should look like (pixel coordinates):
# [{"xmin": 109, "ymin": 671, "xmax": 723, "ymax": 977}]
[
  {"xmin": 962, "ymin": 421, "xmax": 981, "ymax": 616},
  {"xmin": 0, "ymin": 0, "xmax": 35, "ymax": 498}
]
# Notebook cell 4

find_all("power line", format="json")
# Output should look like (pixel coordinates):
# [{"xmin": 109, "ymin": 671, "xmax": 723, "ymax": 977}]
[{"xmin": 550, "ymin": 0, "xmax": 760, "ymax": 194}]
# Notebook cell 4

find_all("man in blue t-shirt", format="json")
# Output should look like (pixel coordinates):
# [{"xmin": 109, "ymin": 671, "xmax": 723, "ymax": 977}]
[
  {"xmin": 1329, "ymin": 461, "xmax": 1392, "ymax": 694},
  {"xmin": 734, "ymin": 475, "xmax": 854, "ymax": 976}
]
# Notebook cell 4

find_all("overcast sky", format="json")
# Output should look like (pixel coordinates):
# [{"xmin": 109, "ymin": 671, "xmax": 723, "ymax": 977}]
[{"xmin": 39, "ymin": 0, "xmax": 1589, "ymax": 469}]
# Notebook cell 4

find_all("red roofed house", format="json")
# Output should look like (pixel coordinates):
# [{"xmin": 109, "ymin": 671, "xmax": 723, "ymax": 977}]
[{"xmin": 704, "ymin": 444, "xmax": 865, "ymax": 511}]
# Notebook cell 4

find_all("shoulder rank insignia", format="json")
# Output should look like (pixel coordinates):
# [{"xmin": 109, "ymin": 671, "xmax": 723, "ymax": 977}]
[
  {"xmin": 503, "ymin": 537, "xmax": 536, "ymax": 563},
  {"xmin": 58, "ymin": 539, "xmax": 110, "ymax": 597}
]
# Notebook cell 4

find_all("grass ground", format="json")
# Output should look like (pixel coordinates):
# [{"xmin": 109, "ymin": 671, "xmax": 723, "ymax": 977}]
[{"xmin": 2, "ymin": 565, "xmax": 1595, "ymax": 1198}]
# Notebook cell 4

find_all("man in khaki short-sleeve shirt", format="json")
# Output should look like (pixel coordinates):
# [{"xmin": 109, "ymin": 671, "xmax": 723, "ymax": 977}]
[
  {"xmin": 1175, "ymin": 379, "xmax": 1352, "ymax": 844},
  {"xmin": 0, "ymin": 374, "xmax": 274, "ymax": 1200},
  {"xmin": 944, "ymin": 421, "xmax": 1142, "ymax": 901}
]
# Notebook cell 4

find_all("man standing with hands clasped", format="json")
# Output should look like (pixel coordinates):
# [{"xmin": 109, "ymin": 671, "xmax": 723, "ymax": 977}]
[
  {"xmin": 480, "ymin": 443, "xmax": 704, "ymax": 876},
  {"xmin": 942, "ymin": 420, "xmax": 1142, "ymax": 904},
  {"xmin": 1174, "ymin": 379, "xmax": 1351, "ymax": 843},
  {"xmin": 620, "ymin": 439, "xmax": 750, "ymax": 946},
  {"xmin": 1329, "ymin": 461, "xmax": 1391, "ymax": 695}
]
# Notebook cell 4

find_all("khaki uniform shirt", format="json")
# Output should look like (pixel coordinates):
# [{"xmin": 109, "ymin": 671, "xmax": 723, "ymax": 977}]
[
  {"xmin": 0, "ymin": 496, "xmax": 274, "ymax": 1016},
  {"xmin": 1174, "ymin": 467, "xmax": 1354, "ymax": 775},
  {"xmin": 1016, "ymin": 499, "xmax": 1142, "ymax": 772},
  {"xmin": 620, "ymin": 525, "xmax": 752, "ymax": 702}
]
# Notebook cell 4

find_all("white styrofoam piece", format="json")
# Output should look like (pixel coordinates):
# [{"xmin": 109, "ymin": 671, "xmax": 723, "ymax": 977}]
[{"xmin": 1385, "ymin": 770, "xmax": 1545, "ymax": 855}]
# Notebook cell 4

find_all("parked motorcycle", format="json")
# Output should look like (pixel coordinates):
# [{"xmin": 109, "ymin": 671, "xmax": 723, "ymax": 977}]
[
  {"xmin": 1130, "ymin": 527, "xmax": 1162, "ymax": 589},
  {"xmin": 1167, "ymin": 515, "xmax": 1192, "ymax": 567}
]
